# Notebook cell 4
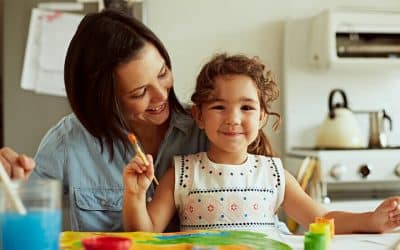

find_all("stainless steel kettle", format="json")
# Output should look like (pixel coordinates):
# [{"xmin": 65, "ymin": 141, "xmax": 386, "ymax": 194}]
[
  {"xmin": 368, "ymin": 110, "xmax": 392, "ymax": 148},
  {"xmin": 316, "ymin": 89, "xmax": 363, "ymax": 148}
]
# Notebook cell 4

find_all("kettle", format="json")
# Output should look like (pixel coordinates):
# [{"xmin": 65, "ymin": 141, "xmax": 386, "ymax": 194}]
[
  {"xmin": 368, "ymin": 110, "xmax": 392, "ymax": 148},
  {"xmin": 316, "ymin": 89, "xmax": 364, "ymax": 149}
]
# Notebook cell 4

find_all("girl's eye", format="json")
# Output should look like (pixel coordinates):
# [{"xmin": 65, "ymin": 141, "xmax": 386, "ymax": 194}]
[
  {"xmin": 210, "ymin": 105, "xmax": 225, "ymax": 110},
  {"xmin": 241, "ymin": 105, "xmax": 256, "ymax": 111},
  {"xmin": 130, "ymin": 88, "xmax": 147, "ymax": 99}
]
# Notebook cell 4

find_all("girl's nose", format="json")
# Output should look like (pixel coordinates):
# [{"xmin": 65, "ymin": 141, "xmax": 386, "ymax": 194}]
[{"xmin": 225, "ymin": 110, "xmax": 241, "ymax": 125}]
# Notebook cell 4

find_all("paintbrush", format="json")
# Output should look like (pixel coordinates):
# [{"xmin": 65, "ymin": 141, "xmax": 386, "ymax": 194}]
[
  {"xmin": 0, "ymin": 161, "xmax": 27, "ymax": 215},
  {"xmin": 128, "ymin": 133, "xmax": 159, "ymax": 185}
]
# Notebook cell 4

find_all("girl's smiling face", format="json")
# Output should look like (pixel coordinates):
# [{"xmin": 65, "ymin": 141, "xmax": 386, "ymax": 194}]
[{"xmin": 194, "ymin": 74, "xmax": 264, "ymax": 164}]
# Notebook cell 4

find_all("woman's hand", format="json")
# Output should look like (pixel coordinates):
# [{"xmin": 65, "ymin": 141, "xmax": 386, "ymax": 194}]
[
  {"xmin": 0, "ymin": 147, "xmax": 35, "ymax": 180},
  {"xmin": 123, "ymin": 154, "xmax": 155, "ymax": 195},
  {"xmin": 370, "ymin": 196, "xmax": 400, "ymax": 233}
]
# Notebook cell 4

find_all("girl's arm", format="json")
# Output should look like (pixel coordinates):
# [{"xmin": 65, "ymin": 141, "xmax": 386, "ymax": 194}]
[
  {"xmin": 146, "ymin": 167, "xmax": 177, "ymax": 232},
  {"xmin": 282, "ymin": 170, "xmax": 400, "ymax": 233},
  {"xmin": 324, "ymin": 197, "xmax": 400, "ymax": 233},
  {"xmin": 281, "ymin": 170, "xmax": 327, "ymax": 229},
  {"xmin": 122, "ymin": 155, "xmax": 176, "ymax": 232}
]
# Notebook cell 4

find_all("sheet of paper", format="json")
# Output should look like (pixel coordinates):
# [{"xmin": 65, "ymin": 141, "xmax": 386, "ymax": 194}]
[
  {"xmin": 20, "ymin": 8, "xmax": 83, "ymax": 97},
  {"xmin": 39, "ymin": 11, "xmax": 82, "ymax": 71},
  {"xmin": 36, "ymin": 69, "xmax": 65, "ymax": 97},
  {"xmin": 21, "ymin": 8, "xmax": 42, "ymax": 91}
]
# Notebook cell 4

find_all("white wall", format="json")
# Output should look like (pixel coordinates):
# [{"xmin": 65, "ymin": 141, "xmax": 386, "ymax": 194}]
[
  {"xmin": 145, "ymin": 0, "xmax": 400, "ymax": 156},
  {"xmin": 4, "ymin": 0, "xmax": 400, "ymax": 156}
]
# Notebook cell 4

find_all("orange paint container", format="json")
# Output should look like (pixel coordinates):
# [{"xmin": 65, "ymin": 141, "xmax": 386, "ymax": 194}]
[
  {"xmin": 316, "ymin": 217, "xmax": 335, "ymax": 239},
  {"xmin": 309, "ymin": 222, "xmax": 330, "ymax": 245}
]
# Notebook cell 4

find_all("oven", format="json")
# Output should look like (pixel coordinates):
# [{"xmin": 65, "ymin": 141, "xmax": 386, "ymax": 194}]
[{"xmin": 285, "ymin": 148, "xmax": 400, "ymax": 213}]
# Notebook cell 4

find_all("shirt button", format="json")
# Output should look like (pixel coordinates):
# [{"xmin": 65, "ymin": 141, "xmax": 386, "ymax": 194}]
[{"xmin": 147, "ymin": 197, "xmax": 153, "ymax": 202}]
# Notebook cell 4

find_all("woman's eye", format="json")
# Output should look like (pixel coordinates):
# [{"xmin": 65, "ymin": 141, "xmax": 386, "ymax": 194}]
[
  {"xmin": 130, "ymin": 89, "xmax": 147, "ymax": 99},
  {"xmin": 158, "ymin": 67, "xmax": 168, "ymax": 78}
]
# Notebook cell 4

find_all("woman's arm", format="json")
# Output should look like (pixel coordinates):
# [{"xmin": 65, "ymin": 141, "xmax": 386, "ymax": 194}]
[
  {"xmin": 282, "ymin": 170, "xmax": 400, "ymax": 233},
  {"xmin": 122, "ymin": 156, "xmax": 176, "ymax": 232}
]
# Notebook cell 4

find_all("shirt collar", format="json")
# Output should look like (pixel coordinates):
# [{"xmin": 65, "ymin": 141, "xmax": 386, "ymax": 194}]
[{"xmin": 169, "ymin": 109, "xmax": 193, "ymax": 135}]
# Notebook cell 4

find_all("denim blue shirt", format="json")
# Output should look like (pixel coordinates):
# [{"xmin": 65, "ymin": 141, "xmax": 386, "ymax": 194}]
[{"xmin": 32, "ymin": 110, "xmax": 208, "ymax": 232}]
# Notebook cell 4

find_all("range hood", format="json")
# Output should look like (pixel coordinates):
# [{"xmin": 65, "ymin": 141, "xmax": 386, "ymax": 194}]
[{"xmin": 309, "ymin": 9, "xmax": 400, "ymax": 69}]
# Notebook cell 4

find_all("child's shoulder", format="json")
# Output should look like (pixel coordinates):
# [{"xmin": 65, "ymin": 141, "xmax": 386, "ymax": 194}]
[
  {"xmin": 173, "ymin": 152, "xmax": 207, "ymax": 163},
  {"xmin": 175, "ymin": 152, "xmax": 206, "ymax": 158},
  {"xmin": 250, "ymin": 153, "xmax": 282, "ymax": 162},
  {"xmin": 250, "ymin": 154, "xmax": 284, "ymax": 169}
]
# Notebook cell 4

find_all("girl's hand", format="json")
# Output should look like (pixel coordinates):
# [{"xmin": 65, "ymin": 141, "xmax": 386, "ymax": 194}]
[
  {"xmin": 123, "ymin": 154, "xmax": 155, "ymax": 195},
  {"xmin": 371, "ymin": 196, "xmax": 400, "ymax": 232},
  {"xmin": 0, "ymin": 147, "xmax": 35, "ymax": 180}
]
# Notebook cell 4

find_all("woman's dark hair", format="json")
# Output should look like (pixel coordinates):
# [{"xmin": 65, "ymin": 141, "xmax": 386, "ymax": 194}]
[
  {"xmin": 64, "ymin": 10, "xmax": 185, "ymax": 160},
  {"xmin": 191, "ymin": 53, "xmax": 281, "ymax": 156}
]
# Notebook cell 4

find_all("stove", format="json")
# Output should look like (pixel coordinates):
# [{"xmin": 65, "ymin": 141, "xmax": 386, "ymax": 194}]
[
  {"xmin": 289, "ymin": 147, "xmax": 400, "ymax": 183},
  {"xmin": 285, "ymin": 147, "xmax": 400, "ymax": 213}
]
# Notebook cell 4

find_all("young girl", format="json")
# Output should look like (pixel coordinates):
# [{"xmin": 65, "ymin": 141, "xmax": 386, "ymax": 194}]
[{"xmin": 122, "ymin": 53, "xmax": 400, "ymax": 234}]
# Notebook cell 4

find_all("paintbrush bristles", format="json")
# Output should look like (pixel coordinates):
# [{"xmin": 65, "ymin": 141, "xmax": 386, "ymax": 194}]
[
  {"xmin": 128, "ymin": 134, "xmax": 149, "ymax": 165},
  {"xmin": 128, "ymin": 133, "xmax": 138, "ymax": 144},
  {"xmin": 128, "ymin": 133, "xmax": 159, "ymax": 185}
]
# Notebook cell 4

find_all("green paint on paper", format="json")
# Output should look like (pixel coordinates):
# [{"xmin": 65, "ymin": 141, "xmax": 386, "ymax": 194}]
[{"xmin": 136, "ymin": 231, "xmax": 291, "ymax": 250}]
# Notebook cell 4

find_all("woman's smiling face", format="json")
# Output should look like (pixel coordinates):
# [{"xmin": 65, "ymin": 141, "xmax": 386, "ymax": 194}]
[{"xmin": 115, "ymin": 43, "xmax": 173, "ymax": 128}]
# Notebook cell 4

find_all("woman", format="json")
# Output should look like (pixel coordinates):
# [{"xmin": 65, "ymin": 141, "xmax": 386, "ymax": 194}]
[{"xmin": 0, "ymin": 10, "xmax": 207, "ymax": 232}]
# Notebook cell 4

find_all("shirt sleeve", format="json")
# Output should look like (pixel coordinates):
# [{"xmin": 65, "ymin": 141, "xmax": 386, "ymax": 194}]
[{"xmin": 32, "ymin": 123, "xmax": 66, "ymax": 184}]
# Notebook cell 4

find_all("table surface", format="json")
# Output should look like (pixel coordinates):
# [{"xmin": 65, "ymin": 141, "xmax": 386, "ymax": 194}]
[
  {"xmin": 281, "ymin": 233, "xmax": 400, "ymax": 250},
  {"xmin": 60, "ymin": 230, "xmax": 400, "ymax": 250}
]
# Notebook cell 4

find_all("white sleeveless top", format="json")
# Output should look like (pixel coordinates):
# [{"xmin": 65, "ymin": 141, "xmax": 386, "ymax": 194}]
[{"xmin": 174, "ymin": 152, "xmax": 285, "ymax": 234}]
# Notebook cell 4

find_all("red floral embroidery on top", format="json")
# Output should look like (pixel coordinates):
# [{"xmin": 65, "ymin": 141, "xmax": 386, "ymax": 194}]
[
  {"xmin": 252, "ymin": 203, "xmax": 259, "ymax": 210},
  {"xmin": 230, "ymin": 203, "xmax": 238, "ymax": 211}
]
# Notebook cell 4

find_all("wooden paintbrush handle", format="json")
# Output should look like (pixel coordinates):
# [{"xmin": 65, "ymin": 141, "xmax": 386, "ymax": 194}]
[{"xmin": 134, "ymin": 145, "xmax": 159, "ymax": 185}]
